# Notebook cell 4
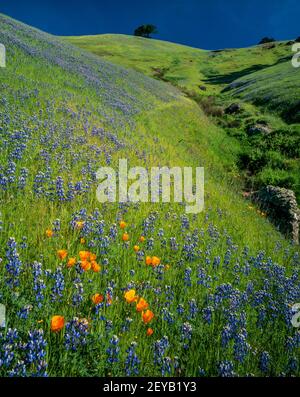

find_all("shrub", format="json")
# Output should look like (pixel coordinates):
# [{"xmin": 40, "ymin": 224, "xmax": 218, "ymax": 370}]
[
  {"xmin": 258, "ymin": 37, "xmax": 276, "ymax": 44},
  {"xmin": 257, "ymin": 168, "xmax": 297, "ymax": 190},
  {"xmin": 238, "ymin": 148, "xmax": 267, "ymax": 173},
  {"xmin": 198, "ymin": 96, "xmax": 224, "ymax": 117},
  {"xmin": 265, "ymin": 151, "xmax": 287, "ymax": 170}
]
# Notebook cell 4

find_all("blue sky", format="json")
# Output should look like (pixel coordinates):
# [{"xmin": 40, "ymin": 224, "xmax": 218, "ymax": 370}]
[{"xmin": 1, "ymin": 0, "xmax": 299, "ymax": 49}]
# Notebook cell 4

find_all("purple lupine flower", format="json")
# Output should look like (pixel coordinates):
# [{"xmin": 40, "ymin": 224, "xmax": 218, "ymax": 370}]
[
  {"xmin": 65, "ymin": 318, "xmax": 89, "ymax": 352},
  {"xmin": 218, "ymin": 361, "xmax": 235, "ymax": 377},
  {"xmin": 125, "ymin": 342, "xmax": 140, "ymax": 376},
  {"xmin": 106, "ymin": 335, "xmax": 120, "ymax": 363},
  {"xmin": 5, "ymin": 238, "xmax": 22, "ymax": 288}
]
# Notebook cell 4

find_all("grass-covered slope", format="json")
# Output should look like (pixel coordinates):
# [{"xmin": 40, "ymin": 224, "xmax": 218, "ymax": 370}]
[
  {"xmin": 66, "ymin": 34, "xmax": 299, "ymax": 126},
  {"xmin": 0, "ymin": 15, "xmax": 299, "ymax": 377},
  {"xmin": 225, "ymin": 60, "xmax": 300, "ymax": 123},
  {"xmin": 66, "ymin": 34, "xmax": 300, "ymax": 202},
  {"xmin": 65, "ymin": 34, "xmax": 293, "ymax": 94}
]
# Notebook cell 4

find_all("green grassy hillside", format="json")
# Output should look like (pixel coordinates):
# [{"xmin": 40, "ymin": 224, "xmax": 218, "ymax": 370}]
[
  {"xmin": 225, "ymin": 60, "xmax": 300, "ymax": 123},
  {"xmin": 65, "ymin": 34, "xmax": 294, "ymax": 94},
  {"xmin": 0, "ymin": 15, "xmax": 299, "ymax": 377},
  {"xmin": 66, "ymin": 34, "xmax": 300, "ymax": 203}
]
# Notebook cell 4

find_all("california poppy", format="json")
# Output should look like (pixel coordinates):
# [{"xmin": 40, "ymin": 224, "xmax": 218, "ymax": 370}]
[
  {"xmin": 57, "ymin": 250, "xmax": 68, "ymax": 260},
  {"xmin": 67, "ymin": 257, "xmax": 76, "ymax": 268},
  {"xmin": 91, "ymin": 261, "xmax": 101, "ymax": 273},
  {"xmin": 81, "ymin": 260, "xmax": 91, "ymax": 272},
  {"xmin": 145, "ymin": 256, "xmax": 152, "ymax": 266},
  {"xmin": 122, "ymin": 233, "xmax": 129, "ymax": 242},
  {"xmin": 120, "ymin": 221, "xmax": 127, "ymax": 229},
  {"xmin": 152, "ymin": 256, "xmax": 161, "ymax": 267},
  {"xmin": 142, "ymin": 310, "xmax": 154, "ymax": 324},
  {"xmin": 139, "ymin": 236, "xmax": 145, "ymax": 243},
  {"xmin": 136, "ymin": 297, "xmax": 149, "ymax": 312},
  {"xmin": 80, "ymin": 238, "xmax": 86, "ymax": 244},
  {"xmin": 134, "ymin": 245, "xmax": 140, "ymax": 252},
  {"xmin": 50, "ymin": 315, "xmax": 65, "ymax": 332},
  {"xmin": 46, "ymin": 229, "xmax": 54, "ymax": 238},
  {"xmin": 124, "ymin": 289, "xmax": 137, "ymax": 304},
  {"xmin": 79, "ymin": 251, "xmax": 90, "ymax": 261},
  {"xmin": 90, "ymin": 253, "xmax": 97, "ymax": 261},
  {"xmin": 146, "ymin": 328, "xmax": 154, "ymax": 336},
  {"xmin": 92, "ymin": 293, "xmax": 104, "ymax": 305}
]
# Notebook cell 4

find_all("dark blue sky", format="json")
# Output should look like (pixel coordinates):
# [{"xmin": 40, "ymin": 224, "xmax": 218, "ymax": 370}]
[{"xmin": 1, "ymin": 0, "xmax": 299, "ymax": 49}]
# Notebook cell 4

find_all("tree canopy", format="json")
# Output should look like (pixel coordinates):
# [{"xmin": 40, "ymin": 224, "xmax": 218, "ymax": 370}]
[
  {"xmin": 134, "ymin": 24, "xmax": 158, "ymax": 38},
  {"xmin": 258, "ymin": 37, "xmax": 276, "ymax": 44}
]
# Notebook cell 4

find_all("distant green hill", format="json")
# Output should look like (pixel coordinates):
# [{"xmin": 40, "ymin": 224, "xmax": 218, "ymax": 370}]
[
  {"xmin": 65, "ymin": 34, "xmax": 300, "ymax": 202},
  {"xmin": 65, "ymin": 34, "xmax": 294, "ymax": 95}
]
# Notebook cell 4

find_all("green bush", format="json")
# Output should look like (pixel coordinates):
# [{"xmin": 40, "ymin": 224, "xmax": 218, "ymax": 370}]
[{"xmin": 257, "ymin": 168, "xmax": 297, "ymax": 190}]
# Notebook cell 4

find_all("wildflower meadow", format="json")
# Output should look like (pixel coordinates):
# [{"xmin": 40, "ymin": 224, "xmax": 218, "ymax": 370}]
[{"xmin": 0, "ymin": 13, "xmax": 299, "ymax": 378}]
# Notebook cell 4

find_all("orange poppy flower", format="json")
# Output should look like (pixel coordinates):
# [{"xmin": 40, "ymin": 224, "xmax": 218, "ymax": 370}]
[
  {"xmin": 81, "ymin": 260, "xmax": 91, "ymax": 272},
  {"xmin": 136, "ymin": 297, "xmax": 149, "ymax": 312},
  {"xmin": 152, "ymin": 256, "xmax": 161, "ymax": 267},
  {"xmin": 91, "ymin": 261, "xmax": 101, "ymax": 273},
  {"xmin": 50, "ymin": 315, "xmax": 65, "ymax": 332},
  {"xmin": 124, "ymin": 289, "xmax": 137, "ymax": 304},
  {"xmin": 146, "ymin": 256, "xmax": 152, "ymax": 266},
  {"xmin": 92, "ymin": 293, "xmax": 104, "ymax": 305},
  {"xmin": 122, "ymin": 233, "xmax": 129, "ymax": 242},
  {"xmin": 79, "ymin": 251, "xmax": 90, "ymax": 261},
  {"xmin": 142, "ymin": 310, "xmax": 154, "ymax": 324},
  {"xmin": 57, "ymin": 250, "xmax": 68, "ymax": 260},
  {"xmin": 120, "ymin": 221, "xmax": 127, "ymax": 229},
  {"xmin": 90, "ymin": 253, "xmax": 97, "ymax": 261},
  {"xmin": 80, "ymin": 238, "xmax": 86, "ymax": 245},
  {"xmin": 46, "ymin": 229, "xmax": 54, "ymax": 238},
  {"xmin": 67, "ymin": 257, "xmax": 76, "ymax": 268},
  {"xmin": 139, "ymin": 236, "xmax": 145, "ymax": 243},
  {"xmin": 146, "ymin": 328, "xmax": 154, "ymax": 336},
  {"xmin": 134, "ymin": 245, "xmax": 140, "ymax": 252}
]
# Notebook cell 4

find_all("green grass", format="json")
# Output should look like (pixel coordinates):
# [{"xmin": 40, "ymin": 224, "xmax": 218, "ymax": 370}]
[
  {"xmin": 225, "ymin": 59, "xmax": 300, "ymax": 123},
  {"xmin": 65, "ymin": 34, "xmax": 294, "ymax": 95},
  {"xmin": 65, "ymin": 34, "xmax": 300, "ymax": 203},
  {"xmin": 0, "ymin": 14, "xmax": 299, "ymax": 377}
]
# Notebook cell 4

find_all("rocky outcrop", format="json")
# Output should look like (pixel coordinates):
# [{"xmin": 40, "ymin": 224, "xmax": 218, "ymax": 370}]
[
  {"xmin": 247, "ymin": 123, "xmax": 272, "ymax": 135},
  {"xmin": 225, "ymin": 103, "xmax": 242, "ymax": 115},
  {"xmin": 252, "ymin": 186, "xmax": 300, "ymax": 244}
]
